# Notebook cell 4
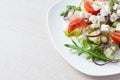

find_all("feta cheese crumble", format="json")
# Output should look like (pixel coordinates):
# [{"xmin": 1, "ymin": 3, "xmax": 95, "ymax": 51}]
[
  {"xmin": 116, "ymin": 9, "xmax": 120, "ymax": 17},
  {"xmin": 97, "ymin": 16, "xmax": 105, "ymax": 22},
  {"xmin": 79, "ymin": 11, "xmax": 91, "ymax": 19},
  {"xmin": 113, "ymin": 3, "xmax": 120, "ymax": 10},
  {"xmin": 89, "ymin": 15, "xmax": 97, "ymax": 23},
  {"xmin": 100, "ymin": 5, "xmax": 111, "ymax": 16},
  {"xmin": 92, "ymin": 4, "xmax": 101, "ymax": 11},
  {"xmin": 101, "ymin": 24, "xmax": 110, "ymax": 32},
  {"xmin": 91, "ymin": 24, "xmax": 100, "ymax": 29},
  {"xmin": 110, "ymin": 13, "xmax": 118, "ymax": 22},
  {"xmin": 116, "ymin": 23, "xmax": 120, "ymax": 31}
]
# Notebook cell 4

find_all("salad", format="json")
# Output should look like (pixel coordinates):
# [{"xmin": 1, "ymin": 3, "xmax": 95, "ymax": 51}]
[{"xmin": 60, "ymin": 0, "xmax": 120, "ymax": 66}]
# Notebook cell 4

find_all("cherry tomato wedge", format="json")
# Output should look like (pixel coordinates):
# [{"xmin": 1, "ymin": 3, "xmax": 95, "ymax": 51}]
[
  {"xmin": 110, "ymin": 32, "xmax": 120, "ymax": 44},
  {"xmin": 84, "ymin": 0, "xmax": 100, "ymax": 15},
  {"xmin": 68, "ymin": 18, "xmax": 88, "ymax": 32}
]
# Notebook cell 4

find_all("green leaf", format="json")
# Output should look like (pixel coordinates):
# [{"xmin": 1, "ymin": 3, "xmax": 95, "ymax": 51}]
[
  {"xmin": 64, "ymin": 44, "xmax": 78, "ymax": 50},
  {"xmin": 83, "ymin": 48, "xmax": 110, "ymax": 61},
  {"xmin": 78, "ymin": 51, "xmax": 83, "ymax": 56},
  {"xmin": 60, "ymin": 1, "xmax": 82, "ymax": 17},
  {"xmin": 110, "ymin": 0, "xmax": 115, "ymax": 11},
  {"xmin": 65, "ymin": 39, "xmax": 120, "ymax": 62},
  {"xmin": 71, "ymin": 39, "xmax": 78, "ymax": 47},
  {"xmin": 64, "ymin": 29, "xmax": 70, "ymax": 37},
  {"xmin": 76, "ymin": 7, "xmax": 81, "ymax": 11},
  {"xmin": 82, "ymin": 38, "xmax": 90, "ymax": 49},
  {"xmin": 86, "ymin": 55, "xmax": 92, "ymax": 60},
  {"xmin": 60, "ymin": 9, "xmax": 69, "ymax": 17},
  {"xmin": 60, "ymin": 11, "xmax": 65, "ymax": 16},
  {"xmin": 64, "ymin": 29, "xmax": 82, "ymax": 37},
  {"xmin": 78, "ymin": 49, "xmax": 85, "ymax": 56},
  {"xmin": 70, "ymin": 29, "xmax": 82, "ymax": 37},
  {"xmin": 67, "ymin": 5, "xmax": 81, "ymax": 11},
  {"xmin": 111, "ymin": 21, "xmax": 120, "ymax": 28},
  {"xmin": 67, "ymin": 5, "xmax": 76, "ymax": 10}
]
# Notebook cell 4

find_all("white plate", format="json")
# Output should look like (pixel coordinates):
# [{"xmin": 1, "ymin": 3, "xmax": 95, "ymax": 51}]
[{"xmin": 47, "ymin": 0, "xmax": 120, "ymax": 76}]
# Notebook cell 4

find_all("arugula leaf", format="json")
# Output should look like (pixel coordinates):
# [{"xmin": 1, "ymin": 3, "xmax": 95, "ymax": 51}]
[
  {"xmin": 65, "ymin": 39, "xmax": 120, "ymax": 62},
  {"xmin": 67, "ymin": 5, "xmax": 81, "ymax": 11},
  {"xmin": 78, "ymin": 51, "xmax": 83, "ymax": 56},
  {"xmin": 60, "ymin": 10, "xmax": 69, "ymax": 17},
  {"xmin": 60, "ymin": 5, "xmax": 81, "ymax": 17},
  {"xmin": 71, "ymin": 39, "xmax": 78, "ymax": 47},
  {"xmin": 64, "ymin": 44, "xmax": 78, "ymax": 50},
  {"xmin": 60, "ymin": 1, "xmax": 82, "ymax": 17},
  {"xmin": 60, "ymin": 11, "xmax": 65, "ymax": 16},
  {"xmin": 86, "ymin": 55, "xmax": 92, "ymax": 60}
]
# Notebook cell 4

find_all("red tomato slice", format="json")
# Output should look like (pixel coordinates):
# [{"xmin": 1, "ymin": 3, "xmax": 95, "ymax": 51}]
[
  {"xmin": 84, "ymin": 0, "xmax": 100, "ymax": 15},
  {"xmin": 68, "ymin": 18, "xmax": 88, "ymax": 32},
  {"xmin": 110, "ymin": 32, "xmax": 120, "ymax": 44},
  {"xmin": 114, "ymin": 32, "xmax": 120, "ymax": 36}
]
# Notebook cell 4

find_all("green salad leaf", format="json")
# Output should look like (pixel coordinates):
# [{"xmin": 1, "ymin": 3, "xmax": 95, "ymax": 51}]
[
  {"xmin": 64, "ymin": 29, "xmax": 82, "ymax": 37},
  {"xmin": 65, "ymin": 38, "xmax": 120, "ymax": 62},
  {"xmin": 60, "ymin": 0, "xmax": 83, "ymax": 17},
  {"xmin": 110, "ymin": 0, "xmax": 115, "ymax": 11}
]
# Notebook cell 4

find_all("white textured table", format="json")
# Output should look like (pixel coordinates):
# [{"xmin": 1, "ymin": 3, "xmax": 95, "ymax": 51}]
[{"xmin": 0, "ymin": 0, "xmax": 120, "ymax": 80}]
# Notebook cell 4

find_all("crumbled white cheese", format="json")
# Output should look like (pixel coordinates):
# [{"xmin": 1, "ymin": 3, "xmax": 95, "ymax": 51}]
[
  {"xmin": 79, "ymin": 11, "xmax": 91, "ymax": 19},
  {"xmin": 91, "ymin": 24, "xmax": 100, "ymax": 29},
  {"xmin": 113, "ymin": 3, "xmax": 120, "ymax": 10},
  {"xmin": 92, "ymin": 4, "xmax": 101, "ymax": 11},
  {"xmin": 100, "ymin": 5, "xmax": 111, "ymax": 16},
  {"xmin": 110, "ymin": 13, "xmax": 118, "ymax": 22},
  {"xmin": 97, "ymin": 16, "xmax": 105, "ymax": 22},
  {"xmin": 89, "ymin": 15, "xmax": 97, "ymax": 23},
  {"xmin": 116, "ymin": 23, "xmax": 120, "ymax": 31},
  {"xmin": 79, "ymin": 11, "xmax": 85, "ymax": 18},
  {"xmin": 97, "ymin": 21, "xmax": 100, "ymax": 27},
  {"xmin": 97, "ymin": 1, "xmax": 109, "ymax": 7},
  {"xmin": 116, "ymin": 9, "xmax": 120, "ymax": 17},
  {"xmin": 101, "ymin": 24, "xmax": 110, "ymax": 32}
]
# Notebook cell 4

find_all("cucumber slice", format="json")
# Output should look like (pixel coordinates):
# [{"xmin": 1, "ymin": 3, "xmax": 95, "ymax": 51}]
[
  {"xmin": 88, "ymin": 31, "xmax": 101, "ymax": 44},
  {"xmin": 111, "ymin": 21, "xmax": 120, "ymax": 28},
  {"xmin": 104, "ymin": 46, "xmax": 114, "ymax": 59},
  {"xmin": 104, "ymin": 45, "xmax": 118, "ymax": 59},
  {"xmin": 89, "ymin": 37, "xmax": 100, "ymax": 44}
]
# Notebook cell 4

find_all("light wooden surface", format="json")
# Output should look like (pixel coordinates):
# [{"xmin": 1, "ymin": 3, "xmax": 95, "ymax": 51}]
[{"xmin": 0, "ymin": 0, "xmax": 120, "ymax": 80}]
